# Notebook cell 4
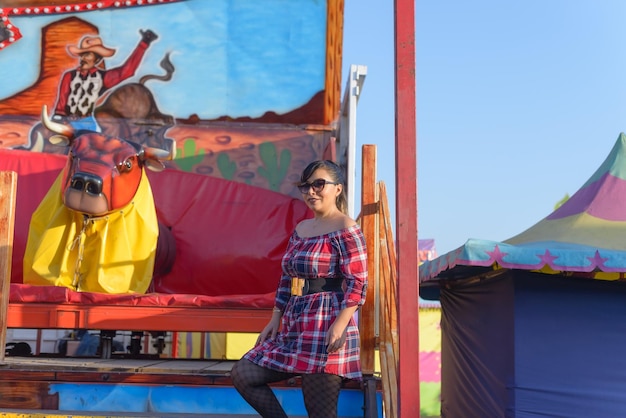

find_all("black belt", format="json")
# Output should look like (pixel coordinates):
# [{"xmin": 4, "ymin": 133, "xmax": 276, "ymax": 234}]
[
  {"xmin": 305, "ymin": 278, "xmax": 343, "ymax": 294},
  {"xmin": 292, "ymin": 277, "xmax": 344, "ymax": 296}
]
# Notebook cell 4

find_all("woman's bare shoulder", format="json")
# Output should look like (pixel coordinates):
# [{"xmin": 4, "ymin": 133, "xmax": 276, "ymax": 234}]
[
  {"xmin": 340, "ymin": 214, "xmax": 357, "ymax": 228},
  {"xmin": 295, "ymin": 219, "xmax": 315, "ymax": 237},
  {"xmin": 295, "ymin": 215, "xmax": 356, "ymax": 238}
]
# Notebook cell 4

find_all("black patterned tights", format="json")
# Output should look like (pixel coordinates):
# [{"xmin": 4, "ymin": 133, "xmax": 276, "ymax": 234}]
[{"xmin": 231, "ymin": 359, "xmax": 343, "ymax": 417}]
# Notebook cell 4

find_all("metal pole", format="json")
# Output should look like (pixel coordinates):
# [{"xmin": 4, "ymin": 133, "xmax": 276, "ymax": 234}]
[{"xmin": 394, "ymin": 0, "xmax": 420, "ymax": 416}]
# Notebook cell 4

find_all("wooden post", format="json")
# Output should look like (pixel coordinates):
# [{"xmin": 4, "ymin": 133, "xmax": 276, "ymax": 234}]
[
  {"xmin": 360, "ymin": 144, "xmax": 378, "ymax": 375},
  {"xmin": 395, "ymin": 0, "xmax": 420, "ymax": 416},
  {"xmin": 0, "ymin": 171, "xmax": 17, "ymax": 363}
]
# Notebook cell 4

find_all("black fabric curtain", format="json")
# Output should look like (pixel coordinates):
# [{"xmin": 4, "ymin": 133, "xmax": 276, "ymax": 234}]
[{"xmin": 440, "ymin": 273, "xmax": 515, "ymax": 418}]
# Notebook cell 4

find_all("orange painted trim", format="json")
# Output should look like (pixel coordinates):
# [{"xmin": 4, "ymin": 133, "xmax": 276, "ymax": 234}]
[{"xmin": 324, "ymin": 0, "xmax": 344, "ymax": 125}]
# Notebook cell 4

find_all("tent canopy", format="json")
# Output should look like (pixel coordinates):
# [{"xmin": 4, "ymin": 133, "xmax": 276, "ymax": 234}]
[{"xmin": 420, "ymin": 132, "xmax": 626, "ymax": 293}]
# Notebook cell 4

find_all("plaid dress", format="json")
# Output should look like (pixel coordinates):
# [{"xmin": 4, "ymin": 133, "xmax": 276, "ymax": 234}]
[{"xmin": 244, "ymin": 224, "xmax": 368, "ymax": 380}]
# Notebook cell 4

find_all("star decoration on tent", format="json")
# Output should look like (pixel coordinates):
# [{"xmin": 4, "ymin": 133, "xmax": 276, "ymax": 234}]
[
  {"xmin": 485, "ymin": 245, "xmax": 508, "ymax": 265},
  {"xmin": 587, "ymin": 250, "xmax": 609, "ymax": 271},
  {"xmin": 537, "ymin": 250, "xmax": 558, "ymax": 269}
]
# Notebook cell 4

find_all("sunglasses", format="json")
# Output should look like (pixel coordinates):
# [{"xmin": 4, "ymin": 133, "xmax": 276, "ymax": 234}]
[{"xmin": 297, "ymin": 178, "xmax": 340, "ymax": 193}]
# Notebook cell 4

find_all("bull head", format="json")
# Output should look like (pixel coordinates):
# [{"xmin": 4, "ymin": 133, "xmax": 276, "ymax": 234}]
[{"xmin": 42, "ymin": 105, "xmax": 175, "ymax": 216}]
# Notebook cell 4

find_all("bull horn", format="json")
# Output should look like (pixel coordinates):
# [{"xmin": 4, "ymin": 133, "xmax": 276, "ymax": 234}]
[
  {"xmin": 41, "ymin": 105, "xmax": 75, "ymax": 139},
  {"xmin": 143, "ymin": 145, "xmax": 176, "ymax": 161},
  {"xmin": 140, "ymin": 145, "xmax": 176, "ymax": 173}
]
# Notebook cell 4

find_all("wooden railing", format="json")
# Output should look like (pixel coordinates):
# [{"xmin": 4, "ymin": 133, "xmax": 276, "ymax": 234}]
[
  {"xmin": 360, "ymin": 144, "xmax": 399, "ymax": 418},
  {"xmin": 0, "ymin": 171, "xmax": 17, "ymax": 363},
  {"xmin": 378, "ymin": 181, "xmax": 399, "ymax": 418}
]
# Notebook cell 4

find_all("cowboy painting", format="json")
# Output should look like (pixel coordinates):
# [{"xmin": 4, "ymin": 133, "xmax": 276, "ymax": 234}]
[{"xmin": 52, "ymin": 29, "xmax": 158, "ymax": 133}]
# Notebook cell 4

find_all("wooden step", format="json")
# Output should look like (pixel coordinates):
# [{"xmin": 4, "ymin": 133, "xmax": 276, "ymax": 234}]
[
  {"xmin": 0, "ymin": 357, "xmax": 371, "ymax": 389},
  {"xmin": 0, "ymin": 358, "xmax": 380, "ymax": 417}
]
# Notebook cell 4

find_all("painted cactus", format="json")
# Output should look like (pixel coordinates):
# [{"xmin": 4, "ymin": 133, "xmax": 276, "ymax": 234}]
[
  {"xmin": 258, "ymin": 142, "xmax": 291, "ymax": 191},
  {"xmin": 175, "ymin": 139, "xmax": 205, "ymax": 172}
]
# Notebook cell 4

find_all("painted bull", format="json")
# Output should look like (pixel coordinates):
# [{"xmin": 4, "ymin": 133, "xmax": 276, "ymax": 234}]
[
  {"xmin": 94, "ymin": 53, "xmax": 176, "ymax": 154},
  {"xmin": 23, "ymin": 105, "xmax": 176, "ymax": 295}
]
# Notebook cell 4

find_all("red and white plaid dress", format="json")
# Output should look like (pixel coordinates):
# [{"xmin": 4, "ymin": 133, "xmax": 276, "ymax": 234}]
[{"xmin": 244, "ymin": 224, "xmax": 368, "ymax": 380}]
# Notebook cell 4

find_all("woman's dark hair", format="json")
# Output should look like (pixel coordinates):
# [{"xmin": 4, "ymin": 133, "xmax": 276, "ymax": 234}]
[{"xmin": 300, "ymin": 160, "xmax": 348, "ymax": 214}]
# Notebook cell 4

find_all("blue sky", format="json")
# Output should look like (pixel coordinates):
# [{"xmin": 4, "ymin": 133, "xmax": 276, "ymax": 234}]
[{"xmin": 342, "ymin": 1, "xmax": 626, "ymax": 256}]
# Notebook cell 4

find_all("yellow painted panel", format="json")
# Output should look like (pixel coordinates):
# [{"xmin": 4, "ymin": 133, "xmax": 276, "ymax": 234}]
[
  {"xmin": 208, "ymin": 332, "xmax": 227, "ymax": 359},
  {"xmin": 419, "ymin": 308, "xmax": 442, "ymax": 352},
  {"xmin": 225, "ymin": 332, "xmax": 258, "ymax": 359}
]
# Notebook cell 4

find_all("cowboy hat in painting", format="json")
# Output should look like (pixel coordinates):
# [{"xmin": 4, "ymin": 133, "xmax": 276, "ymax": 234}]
[{"xmin": 67, "ymin": 35, "xmax": 116, "ymax": 58}]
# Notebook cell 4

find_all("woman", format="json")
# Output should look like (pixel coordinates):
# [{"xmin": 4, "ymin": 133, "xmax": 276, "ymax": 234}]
[{"xmin": 231, "ymin": 160, "xmax": 368, "ymax": 418}]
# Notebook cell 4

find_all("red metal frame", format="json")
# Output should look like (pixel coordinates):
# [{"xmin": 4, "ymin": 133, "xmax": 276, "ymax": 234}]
[
  {"xmin": 6, "ymin": 304, "xmax": 271, "ymax": 333},
  {"xmin": 394, "ymin": 0, "xmax": 419, "ymax": 416}
]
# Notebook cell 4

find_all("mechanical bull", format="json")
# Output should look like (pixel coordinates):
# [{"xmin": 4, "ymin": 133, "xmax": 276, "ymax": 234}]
[{"xmin": 23, "ymin": 105, "xmax": 175, "ymax": 294}]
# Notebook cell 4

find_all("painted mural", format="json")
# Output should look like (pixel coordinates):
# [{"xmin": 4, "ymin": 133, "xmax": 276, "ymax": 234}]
[{"xmin": 0, "ymin": 0, "xmax": 344, "ymax": 197}]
